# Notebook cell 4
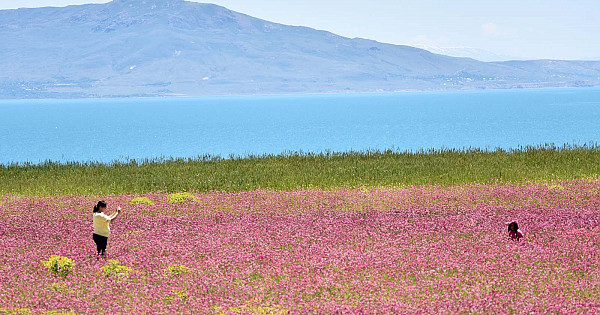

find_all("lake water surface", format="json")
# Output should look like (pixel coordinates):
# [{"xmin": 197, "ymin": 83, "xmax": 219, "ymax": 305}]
[{"xmin": 1, "ymin": 87, "xmax": 599, "ymax": 164}]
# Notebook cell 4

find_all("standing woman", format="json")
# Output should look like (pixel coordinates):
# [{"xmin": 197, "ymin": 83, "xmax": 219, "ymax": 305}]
[{"xmin": 92, "ymin": 201, "xmax": 122, "ymax": 257}]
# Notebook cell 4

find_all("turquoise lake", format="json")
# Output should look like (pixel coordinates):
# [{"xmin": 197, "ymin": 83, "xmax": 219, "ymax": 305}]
[{"xmin": 1, "ymin": 87, "xmax": 599, "ymax": 165}]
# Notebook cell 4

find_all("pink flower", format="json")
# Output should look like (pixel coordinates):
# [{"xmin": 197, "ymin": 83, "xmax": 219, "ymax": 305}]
[{"xmin": 1, "ymin": 180, "xmax": 599, "ymax": 313}]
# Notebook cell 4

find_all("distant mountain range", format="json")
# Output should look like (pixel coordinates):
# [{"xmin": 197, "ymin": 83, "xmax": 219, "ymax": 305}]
[
  {"xmin": 409, "ymin": 45, "xmax": 519, "ymax": 62},
  {"xmin": 1, "ymin": 0, "xmax": 600, "ymax": 99}
]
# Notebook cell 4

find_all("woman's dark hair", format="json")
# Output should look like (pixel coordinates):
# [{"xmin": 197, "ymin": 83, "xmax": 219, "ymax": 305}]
[
  {"xmin": 93, "ymin": 200, "xmax": 107, "ymax": 213},
  {"xmin": 508, "ymin": 222, "xmax": 519, "ymax": 233}
]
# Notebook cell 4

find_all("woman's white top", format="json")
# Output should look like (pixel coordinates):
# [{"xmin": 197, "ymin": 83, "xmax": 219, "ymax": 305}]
[{"xmin": 93, "ymin": 212, "xmax": 112, "ymax": 237}]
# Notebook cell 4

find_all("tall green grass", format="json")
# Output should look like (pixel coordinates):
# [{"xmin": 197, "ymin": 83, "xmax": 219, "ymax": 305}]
[{"xmin": 2, "ymin": 144, "xmax": 599, "ymax": 196}]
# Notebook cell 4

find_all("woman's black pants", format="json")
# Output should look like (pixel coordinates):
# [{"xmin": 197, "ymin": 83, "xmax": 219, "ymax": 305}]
[{"xmin": 93, "ymin": 233, "xmax": 108, "ymax": 255}]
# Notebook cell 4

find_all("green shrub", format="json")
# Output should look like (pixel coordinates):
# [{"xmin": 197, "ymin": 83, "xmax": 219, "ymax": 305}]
[
  {"xmin": 168, "ymin": 192, "xmax": 197, "ymax": 204},
  {"xmin": 548, "ymin": 184, "xmax": 565, "ymax": 190},
  {"xmin": 173, "ymin": 288, "xmax": 188, "ymax": 300},
  {"xmin": 165, "ymin": 264, "xmax": 190, "ymax": 277},
  {"xmin": 101, "ymin": 259, "xmax": 132, "ymax": 278},
  {"xmin": 164, "ymin": 288, "xmax": 188, "ymax": 305},
  {"xmin": 130, "ymin": 197, "xmax": 155, "ymax": 205},
  {"xmin": 50, "ymin": 282, "xmax": 73, "ymax": 294},
  {"xmin": 41, "ymin": 255, "xmax": 74, "ymax": 277}
]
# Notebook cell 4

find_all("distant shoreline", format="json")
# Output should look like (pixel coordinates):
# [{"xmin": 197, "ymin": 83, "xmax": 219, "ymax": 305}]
[{"xmin": 2, "ymin": 85, "xmax": 599, "ymax": 102}]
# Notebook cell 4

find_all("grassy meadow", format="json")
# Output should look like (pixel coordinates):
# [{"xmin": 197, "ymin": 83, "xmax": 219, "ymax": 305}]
[{"xmin": 1, "ymin": 144, "xmax": 600, "ymax": 196}]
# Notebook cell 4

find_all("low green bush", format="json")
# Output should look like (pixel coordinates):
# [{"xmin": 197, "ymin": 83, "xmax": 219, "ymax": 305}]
[
  {"xmin": 168, "ymin": 192, "xmax": 197, "ymax": 204},
  {"xmin": 164, "ymin": 288, "xmax": 188, "ymax": 305},
  {"xmin": 165, "ymin": 264, "xmax": 190, "ymax": 277},
  {"xmin": 130, "ymin": 197, "xmax": 155, "ymax": 205},
  {"xmin": 41, "ymin": 255, "xmax": 74, "ymax": 278},
  {"xmin": 101, "ymin": 259, "xmax": 132, "ymax": 278}
]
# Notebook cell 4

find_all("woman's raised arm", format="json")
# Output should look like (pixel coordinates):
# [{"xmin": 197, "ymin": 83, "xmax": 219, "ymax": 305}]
[{"xmin": 110, "ymin": 206, "xmax": 122, "ymax": 221}]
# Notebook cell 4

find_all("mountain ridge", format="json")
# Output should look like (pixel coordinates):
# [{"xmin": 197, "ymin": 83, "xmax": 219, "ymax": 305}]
[{"xmin": 1, "ymin": 0, "xmax": 599, "ymax": 98}]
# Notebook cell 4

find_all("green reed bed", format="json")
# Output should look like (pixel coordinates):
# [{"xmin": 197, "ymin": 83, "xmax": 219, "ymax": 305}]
[{"xmin": 1, "ymin": 144, "xmax": 599, "ymax": 196}]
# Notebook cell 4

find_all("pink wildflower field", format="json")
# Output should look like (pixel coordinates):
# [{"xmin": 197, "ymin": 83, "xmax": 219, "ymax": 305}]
[{"xmin": 1, "ymin": 181, "xmax": 600, "ymax": 314}]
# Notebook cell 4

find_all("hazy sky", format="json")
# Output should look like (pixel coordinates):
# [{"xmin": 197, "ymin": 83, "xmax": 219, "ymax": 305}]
[{"xmin": 1, "ymin": 0, "xmax": 599, "ymax": 60}]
